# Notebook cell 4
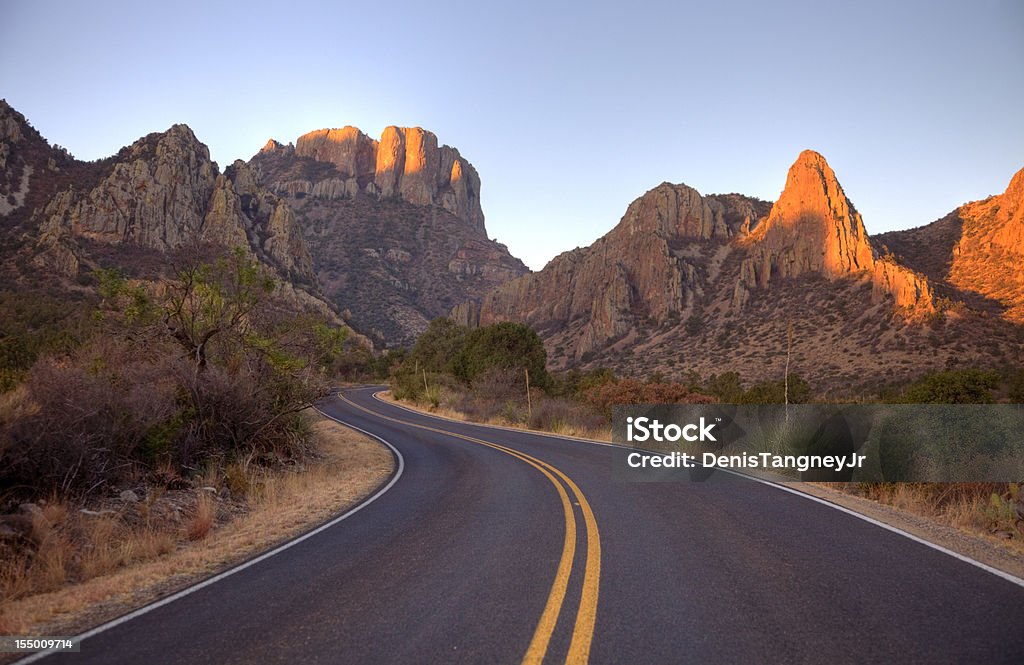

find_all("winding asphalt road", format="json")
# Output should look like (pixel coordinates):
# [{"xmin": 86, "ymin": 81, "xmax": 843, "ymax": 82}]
[{"xmin": 24, "ymin": 386, "xmax": 1024, "ymax": 664}]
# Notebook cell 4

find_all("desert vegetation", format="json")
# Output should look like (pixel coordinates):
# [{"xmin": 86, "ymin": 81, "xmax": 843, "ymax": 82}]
[
  {"xmin": 388, "ymin": 318, "xmax": 818, "ymax": 437},
  {"xmin": 0, "ymin": 247, "xmax": 360, "ymax": 607}
]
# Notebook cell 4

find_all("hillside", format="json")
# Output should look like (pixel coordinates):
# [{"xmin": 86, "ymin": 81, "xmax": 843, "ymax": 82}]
[
  {"xmin": 878, "ymin": 167, "xmax": 1024, "ymax": 321},
  {"xmin": 455, "ymin": 151, "xmax": 1024, "ymax": 395},
  {"xmin": 1, "ymin": 102, "xmax": 530, "ymax": 348}
]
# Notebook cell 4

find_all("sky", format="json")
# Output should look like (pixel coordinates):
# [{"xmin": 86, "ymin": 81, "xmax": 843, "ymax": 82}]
[{"xmin": 1, "ymin": 0, "xmax": 1022, "ymax": 270}]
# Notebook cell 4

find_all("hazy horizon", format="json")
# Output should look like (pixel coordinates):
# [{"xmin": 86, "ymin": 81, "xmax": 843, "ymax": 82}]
[{"xmin": 2, "ymin": 0, "xmax": 1021, "ymax": 270}]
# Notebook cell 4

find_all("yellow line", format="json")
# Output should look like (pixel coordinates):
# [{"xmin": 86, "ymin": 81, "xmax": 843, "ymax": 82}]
[
  {"xmin": 520, "ymin": 462, "xmax": 576, "ymax": 665},
  {"xmin": 557, "ymin": 472, "xmax": 601, "ymax": 664},
  {"xmin": 339, "ymin": 394, "xmax": 601, "ymax": 664}
]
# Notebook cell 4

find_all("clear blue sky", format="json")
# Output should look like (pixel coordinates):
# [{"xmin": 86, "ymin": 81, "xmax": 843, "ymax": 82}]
[{"xmin": 2, "ymin": 0, "xmax": 1021, "ymax": 269}]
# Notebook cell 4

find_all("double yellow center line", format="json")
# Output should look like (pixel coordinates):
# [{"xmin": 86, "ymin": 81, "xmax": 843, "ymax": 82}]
[{"xmin": 339, "ymin": 395, "xmax": 601, "ymax": 664}]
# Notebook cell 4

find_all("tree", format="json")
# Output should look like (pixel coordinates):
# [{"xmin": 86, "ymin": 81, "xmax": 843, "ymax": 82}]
[
  {"xmin": 454, "ymin": 322, "xmax": 550, "ymax": 389},
  {"xmin": 408, "ymin": 318, "xmax": 469, "ymax": 374},
  {"xmin": 92, "ymin": 249, "xmax": 344, "ymax": 464},
  {"xmin": 705, "ymin": 372, "xmax": 744, "ymax": 403},
  {"xmin": 160, "ymin": 247, "xmax": 276, "ymax": 374}
]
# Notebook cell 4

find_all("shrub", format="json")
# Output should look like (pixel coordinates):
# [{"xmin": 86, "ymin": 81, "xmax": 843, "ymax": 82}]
[
  {"xmin": 453, "ymin": 322, "xmax": 550, "ymax": 389},
  {"xmin": 582, "ymin": 378, "xmax": 715, "ymax": 419},
  {"xmin": 898, "ymin": 369, "xmax": 999, "ymax": 404}
]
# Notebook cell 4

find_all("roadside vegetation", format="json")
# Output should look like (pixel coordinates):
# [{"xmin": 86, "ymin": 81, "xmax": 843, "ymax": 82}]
[
  {"xmin": 0, "ymin": 417, "xmax": 393, "ymax": 635},
  {"xmin": 0, "ymin": 247, "xmax": 374, "ymax": 613},
  {"xmin": 389, "ymin": 317, "xmax": 1024, "ymax": 550}
]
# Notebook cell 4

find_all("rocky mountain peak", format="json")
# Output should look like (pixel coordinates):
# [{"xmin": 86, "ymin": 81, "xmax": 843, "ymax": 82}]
[
  {"xmin": 0, "ymin": 99, "xmax": 28, "ymax": 144},
  {"xmin": 253, "ymin": 124, "xmax": 486, "ymax": 232},
  {"xmin": 735, "ymin": 150, "xmax": 931, "ymax": 311},
  {"xmin": 771, "ymin": 150, "xmax": 856, "ymax": 224},
  {"xmin": 260, "ymin": 138, "xmax": 285, "ymax": 154},
  {"xmin": 754, "ymin": 150, "xmax": 873, "ymax": 272}
]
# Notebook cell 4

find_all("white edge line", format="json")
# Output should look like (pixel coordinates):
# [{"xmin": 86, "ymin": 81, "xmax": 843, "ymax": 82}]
[
  {"xmin": 15, "ymin": 405, "xmax": 405, "ymax": 665},
  {"xmin": 369, "ymin": 389, "xmax": 1024, "ymax": 590}
]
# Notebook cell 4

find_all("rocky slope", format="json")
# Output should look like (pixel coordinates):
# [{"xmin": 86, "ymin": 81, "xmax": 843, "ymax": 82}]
[
  {"xmin": 249, "ymin": 127, "xmax": 527, "ymax": 346},
  {"xmin": 878, "ymin": 166, "xmax": 1024, "ymax": 321},
  {"xmin": 456, "ymin": 151, "xmax": 1023, "ymax": 394},
  {"xmin": 0, "ymin": 100, "xmax": 335, "ymax": 324}
]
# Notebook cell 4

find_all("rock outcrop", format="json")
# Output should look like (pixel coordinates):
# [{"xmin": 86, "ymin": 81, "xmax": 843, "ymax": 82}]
[
  {"xmin": 880, "ymin": 165, "xmax": 1024, "ymax": 320},
  {"xmin": 249, "ymin": 125, "xmax": 526, "ymax": 346},
  {"xmin": 0, "ymin": 99, "xmax": 83, "ymax": 225},
  {"xmin": 257, "ymin": 125, "xmax": 485, "ymax": 232},
  {"xmin": 738, "ymin": 150, "xmax": 932, "ymax": 310},
  {"xmin": 458, "ymin": 183, "xmax": 770, "ymax": 358},
  {"xmin": 38, "ymin": 125, "xmax": 220, "ymax": 251},
  {"xmin": 1, "ymin": 102, "xmax": 526, "ymax": 349},
  {"xmin": 32, "ymin": 126, "xmax": 315, "ymax": 285}
]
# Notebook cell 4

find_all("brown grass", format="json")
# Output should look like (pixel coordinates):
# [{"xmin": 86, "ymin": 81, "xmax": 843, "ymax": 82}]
[
  {"xmin": 825, "ymin": 482, "xmax": 1024, "ymax": 554},
  {"xmin": 388, "ymin": 391, "xmax": 613, "ymax": 442},
  {"xmin": 0, "ymin": 413, "xmax": 393, "ymax": 637},
  {"xmin": 187, "ymin": 494, "xmax": 216, "ymax": 541},
  {"xmin": 0, "ymin": 385, "xmax": 38, "ymax": 424}
]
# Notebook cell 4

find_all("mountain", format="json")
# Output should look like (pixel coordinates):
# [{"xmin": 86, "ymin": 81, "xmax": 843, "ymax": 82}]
[
  {"xmin": 249, "ymin": 126, "xmax": 527, "ymax": 346},
  {"xmin": 455, "ymin": 151, "xmax": 1023, "ymax": 395},
  {"xmin": 878, "ymin": 167, "xmax": 1024, "ymax": 321},
  {"xmin": 1, "ymin": 101, "xmax": 528, "ymax": 348},
  {"xmin": 0, "ymin": 100, "xmax": 338, "ymax": 325}
]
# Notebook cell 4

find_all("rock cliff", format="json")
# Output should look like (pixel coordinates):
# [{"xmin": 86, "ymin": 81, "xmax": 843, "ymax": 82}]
[
  {"xmin": 250, "ymin": 125, "xmax": 526, "ymax": 346},
  {"xmin": 0, "ymin": 103, "xmax": 339, "ymax": 331},
  {"xmin": 737, "ymin": 150, "xmax": 933, "ymax": 311},
  {"xmin": 31, "ymin": 125, "xmax": 316, "ymax": 286},
  {"xmin": 257, "ymin": 125, "xmax": 484, "ymax": 232},
  {"xmin": 879, "ymin": 165, "xmax": 1024, "ymax": 321}
]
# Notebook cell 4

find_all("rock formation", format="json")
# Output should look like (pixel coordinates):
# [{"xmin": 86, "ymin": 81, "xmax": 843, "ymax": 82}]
[
  {"xmin": 257, "ymin": 125, "xmax": 485, "ymax": 232},
  {"xmin": 455, "ymin": 182, "xmax": 770, "ymax": 357},
  {"xmin": 28, "ymin": 125, "xmax": 315, "ymax": 285},
  {"xmin": 0, "ymin": 102, "xmax": 337, "ymax": 330},
  {"xmin": 458, "ymin": 151, "xmax": 1019, "ymax": 391},
  {"xmin": 880, "ymin": 165, "xmax": 1024, "ymax": 321},
  {"xmin": 738, "ymin": 150, "xmax": 933, "ymax": 310},
  {"xmin": 249, "ymin": 125, "xmax": 526, "ymax": 346}
]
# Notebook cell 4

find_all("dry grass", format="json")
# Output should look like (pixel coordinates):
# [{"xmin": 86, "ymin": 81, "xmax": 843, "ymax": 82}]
[
  {"xmin": 826, "ymin": 482, "xmax": 1024, "ymax": 554},
  {"xmin": 0, "ymin": 385, "xmax": 38, "ymax": 424},
  {"xmin": 388, "ymin": 391, "xmax": 613, "ymax": 442},
  {"xmin": 187, "ymin": 494, "xmax": 216, "ymax": 541},
  {"xmin": 0, "ymin": 414, "xmax": 393, "ymax": 637}
]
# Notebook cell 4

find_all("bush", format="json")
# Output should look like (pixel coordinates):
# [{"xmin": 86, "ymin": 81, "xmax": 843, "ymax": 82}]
[
  {"xmin": 582, "ymin": 378, "xmax": 715, "ymax": 419},
  {"xmin": 898, "ymin": 369, "xmax": 1000, "ymax": 404},
  {"xmin": 0, "ymin": 250, "xmax": 341, "ymax": 501},
  {"xmin": 741, "ymin": 374, "xmax": 812, "ymax": 404},
  {"xmin": 454, "ymin": 322, "xmax": 550, "ymax": 389}
]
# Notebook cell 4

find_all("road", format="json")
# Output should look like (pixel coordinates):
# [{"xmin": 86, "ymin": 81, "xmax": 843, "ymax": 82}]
[{"xmin": 26, "ymin": 386, "xmax": 1024, "ymax": 664}]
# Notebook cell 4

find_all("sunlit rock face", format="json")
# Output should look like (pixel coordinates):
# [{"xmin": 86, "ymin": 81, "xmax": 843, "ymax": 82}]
[
  {"xmin": 739, "ymin": 150, "xmax": 933, "ymax": 310},
  {"xmin": 879, "ymin": 165, "xmax": 1024, "ymax": 322},
  {"xmin": 261, "ymin": 125, "xmax": 485, "ymax": 232},
  {"xmin": 250, "ymin": 124, "xmax": 526, "ymax": 346}
]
